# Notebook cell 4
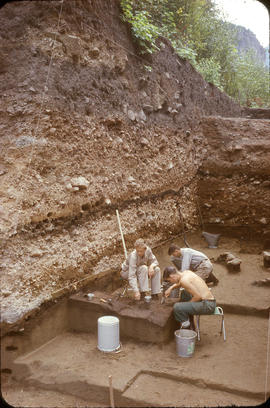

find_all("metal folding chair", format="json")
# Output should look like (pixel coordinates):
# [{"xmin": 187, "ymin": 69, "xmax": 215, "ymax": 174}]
[{"xmin": 196, "ymin": 306, "xmax": 226, "ymax": 341}]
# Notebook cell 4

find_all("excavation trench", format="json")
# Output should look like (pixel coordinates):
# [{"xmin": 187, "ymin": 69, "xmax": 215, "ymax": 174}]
[
  {"xmin": 1, "ymin": 231, "xmax": 269, "ymax": 407},
  {"xmin": 1, "ymin": 1, "xmax": 270, "ymax": 406}
]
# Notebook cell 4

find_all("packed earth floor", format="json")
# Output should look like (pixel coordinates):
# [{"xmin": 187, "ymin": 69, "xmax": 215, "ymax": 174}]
[{"xmin": 2, "ymin": 233, "xmax": 269, "ymax": 407}]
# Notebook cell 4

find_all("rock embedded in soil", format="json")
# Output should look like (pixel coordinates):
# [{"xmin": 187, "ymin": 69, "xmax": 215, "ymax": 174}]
[
  {"xmin": 252, "ymin": 278, "xmax": 270, "ymax": 286},
  {"xmin": 227, "ymin": 258, "xmax": 241, "ymax": 273},
  {"xmin": 89, "ymin": 47, "xmax": 100, "ymax": 58},
  {"xmin": 139, "ymin": 137, "xmax": 149, "ymax": 146},
  {"xmin": 263, "ymin": 251, "xmax": 270, "ymax": 268},
  {"xmin": 259, "ymin": 217, "xmax": 267, "ymax": 225},
  {"xmin": 136, "ymin": 110, "xmax": 146, "ymax": 122},
  {"xmin": 217, "ymin": 252, "xmax": 242, "ymax": 272},
  {"xmin": 70, "ymin": 176, "xmax": 89, "ymax": 190},
  {"xmin": 127, "ymin": 110, "xmax": 136, "ymax": 121},
  {"xmin": 30, "ymin": 248, "xmax": 43, "ymax": 257},
  {"xmin": 143, "ymin": 104, "xmax": 153, "ymax": 113},
  {"xmin": 2, "ymin": 290, "xmax": 12, "ymax": 297}
]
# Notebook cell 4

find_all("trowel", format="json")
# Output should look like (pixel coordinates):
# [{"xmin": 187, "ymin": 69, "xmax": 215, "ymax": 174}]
[{"xmin": 160, "ymin": 292, "xmax": 165, "ymax": 304}]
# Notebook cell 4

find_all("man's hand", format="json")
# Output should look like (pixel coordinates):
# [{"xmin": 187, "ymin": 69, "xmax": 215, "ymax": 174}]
[
  {"xmin": 148, "ymin": 265, "xmax": 155, "ymax": 278},
  {"xmin": 134, "ymin": 291, "xmax": 141, "ymax": 300},
  {"xmin": 164, "ymin": 287, "xmax": 172, "ymax": 298}
]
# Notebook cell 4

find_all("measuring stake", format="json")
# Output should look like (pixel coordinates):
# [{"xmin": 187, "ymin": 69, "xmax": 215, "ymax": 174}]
[
  {"xmin": 116, "ymin": 209, "xmax": 127, "ymax": 259},
  {"xmin": 108, "ymin": 375, "xmax": 115, "ymax": 408}
]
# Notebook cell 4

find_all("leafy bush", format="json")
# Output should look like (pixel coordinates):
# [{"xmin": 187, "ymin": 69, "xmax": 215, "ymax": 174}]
[
  {"xmin": 196, "ymin": 57, "xmax": 223, "ymax": 90},
  {"xmin": 120, "ymin": 0, "xmax": 269, "ymax": 107},
  {"xmin": 234, "ymin": 50, "xmax": 270, "ymax": 106},
  {"xmin": 121, "ymin": 0, "xmax": 160, "ymax": 53}
]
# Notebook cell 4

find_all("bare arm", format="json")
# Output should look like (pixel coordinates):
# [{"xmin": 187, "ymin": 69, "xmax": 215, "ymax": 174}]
[{"xmin": 164, "ymin": 282, "xmax": 181, "ymax": 297}]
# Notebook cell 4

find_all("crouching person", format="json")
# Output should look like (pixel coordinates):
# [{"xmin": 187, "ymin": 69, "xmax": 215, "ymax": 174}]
[
  {"xmin": 163, "ymin": 266, "xmax": 216, "ymax": 329},
  {"xmin": 168, "ymin": 244, "xmax": 219, "ymax": 286},
  {"xmin": 121, "ymin": 238, "xmax": 161, "ymax": 300}
]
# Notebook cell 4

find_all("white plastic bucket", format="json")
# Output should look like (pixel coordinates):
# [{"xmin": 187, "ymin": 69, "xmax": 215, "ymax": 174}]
[
  {"xmin": 175, "ymin": 329, "xmax": 197, "ymax": 357},
  {"xmin": 97, "ymin": 316, "xmax": 120, "ymax": 352}
]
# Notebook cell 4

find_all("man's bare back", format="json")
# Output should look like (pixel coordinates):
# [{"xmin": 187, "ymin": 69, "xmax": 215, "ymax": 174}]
[{"xmin": 180, "ymin": 270, "xmax": 214, "ymax": 301}]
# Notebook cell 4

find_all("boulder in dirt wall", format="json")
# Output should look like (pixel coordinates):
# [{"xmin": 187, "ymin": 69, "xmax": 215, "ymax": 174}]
[{"xmin": 70, "ymin": 176, "xmax": 90, "ymax": 190}]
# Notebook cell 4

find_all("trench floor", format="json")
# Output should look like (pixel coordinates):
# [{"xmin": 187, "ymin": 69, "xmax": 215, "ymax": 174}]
[
  {"xmin": 2, "ymin": 233, "xmax": 270, "ymax": 407},
  {"xmin": 5, "ymin": 312, "xmax": 268, "ymax": 407},
  {"xmin": 156, "ymin": 233, "xmax": 270, "ymax": 313}
]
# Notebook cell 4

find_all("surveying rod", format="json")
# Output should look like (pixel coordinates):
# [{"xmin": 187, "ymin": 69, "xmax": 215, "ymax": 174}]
[
  {"xmin": 116, "ymin": 209, "xmax": 128, "ymax": 297},
  {"xmin": 116, "ymin": 209, "xmax": 127, "ymax": 259}
]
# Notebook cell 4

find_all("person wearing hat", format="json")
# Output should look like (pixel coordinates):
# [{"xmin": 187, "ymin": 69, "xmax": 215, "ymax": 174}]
[{"xmin": 121, "ymin": 238, "xmax": 161, "ymax": 300}]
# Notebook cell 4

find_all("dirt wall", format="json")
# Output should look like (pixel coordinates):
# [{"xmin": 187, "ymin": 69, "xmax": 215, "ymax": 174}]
[{"xmin": 198, "ymin": 116, "xmax": 270, "ymax": 242}]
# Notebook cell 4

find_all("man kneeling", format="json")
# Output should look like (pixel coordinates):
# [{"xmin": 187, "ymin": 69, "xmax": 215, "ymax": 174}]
[{"xmin": 163, "ymin": 266, "xmax": 216, "ymax": 329}]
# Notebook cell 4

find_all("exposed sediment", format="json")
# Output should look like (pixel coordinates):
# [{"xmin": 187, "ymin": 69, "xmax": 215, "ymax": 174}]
[{"xmin": 199, "ymin": 116, "xmax": 270, "ymax": 239}]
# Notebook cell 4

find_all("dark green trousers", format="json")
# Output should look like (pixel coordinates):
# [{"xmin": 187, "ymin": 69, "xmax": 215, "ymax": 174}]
[{"xmin": 173, "ymin": 290, "xmax": 216, "ymax": 323}]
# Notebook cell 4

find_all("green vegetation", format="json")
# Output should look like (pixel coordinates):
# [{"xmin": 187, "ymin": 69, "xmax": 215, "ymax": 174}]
[{"xmin": 120, "ymin": 0, "xmax": 270, "ymax": 107}]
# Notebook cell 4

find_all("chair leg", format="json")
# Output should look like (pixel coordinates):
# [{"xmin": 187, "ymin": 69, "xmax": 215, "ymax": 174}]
[
  {"xmin": 220, "ymin": 315, "xmax": 223, "ymax": 336},
  {"xmin": 222, "ymin": 316, "xmax": 226, "ymax": 341},
  {"xmin": 196, "ymin": 315, "xmax": 200, "ymax": 341},
  {"xmin": 196, "ymin": 312, "xmax": 226, "ymax": 341}
]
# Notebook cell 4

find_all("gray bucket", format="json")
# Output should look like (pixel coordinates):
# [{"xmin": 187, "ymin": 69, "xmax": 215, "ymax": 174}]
[
  {"xmin": 175, "ymin": 329, "xmax": 197, "ymax": 357},
  {"xmin": 202, "ymin": 231, "xmax": 221, "ymax": 248}
]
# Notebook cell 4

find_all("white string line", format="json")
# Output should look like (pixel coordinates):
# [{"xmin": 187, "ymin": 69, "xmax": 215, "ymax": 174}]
[
  {"xmin": 265, "ymin": 310, "xmax": 270, "ymax": 401},
  {"xmin": 13, "ymin": 0, "xmax": 65, "ymax": 233}
]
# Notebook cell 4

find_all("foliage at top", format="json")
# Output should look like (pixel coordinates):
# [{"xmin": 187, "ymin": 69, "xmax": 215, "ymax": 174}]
[{"xmin": 120, "ymin": 0, "xmax": 269, "ymax": 107}]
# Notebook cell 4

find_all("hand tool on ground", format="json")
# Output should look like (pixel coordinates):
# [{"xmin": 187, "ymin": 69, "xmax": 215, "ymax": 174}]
[{"xmin": 120, "ymin": 283, "xmax": 128, "ymax": 298}]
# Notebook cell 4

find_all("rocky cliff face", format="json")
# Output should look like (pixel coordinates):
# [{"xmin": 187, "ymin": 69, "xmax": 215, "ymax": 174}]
[
  {"xmin": 0, "ymin": 0, "xmax": 269, "ymax": 333},
  {"xmin": 235, "ymin": 24, "xmax": 267, "ymax": 65}
]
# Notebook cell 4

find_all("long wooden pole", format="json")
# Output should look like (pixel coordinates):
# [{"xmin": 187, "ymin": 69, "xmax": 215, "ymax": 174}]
[
  {"xmin": 116, "ymin": 209, "xmax": 127, "ymax": 259},
  {"xmin": 108, "ymin": 375, "xmax": 115, "ymax": 408}
]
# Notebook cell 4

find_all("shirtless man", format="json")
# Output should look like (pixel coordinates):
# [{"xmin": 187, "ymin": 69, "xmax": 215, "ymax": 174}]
[{"xmin": 163, "ymin": 266, "xmax": 216, "ymax": 329}]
